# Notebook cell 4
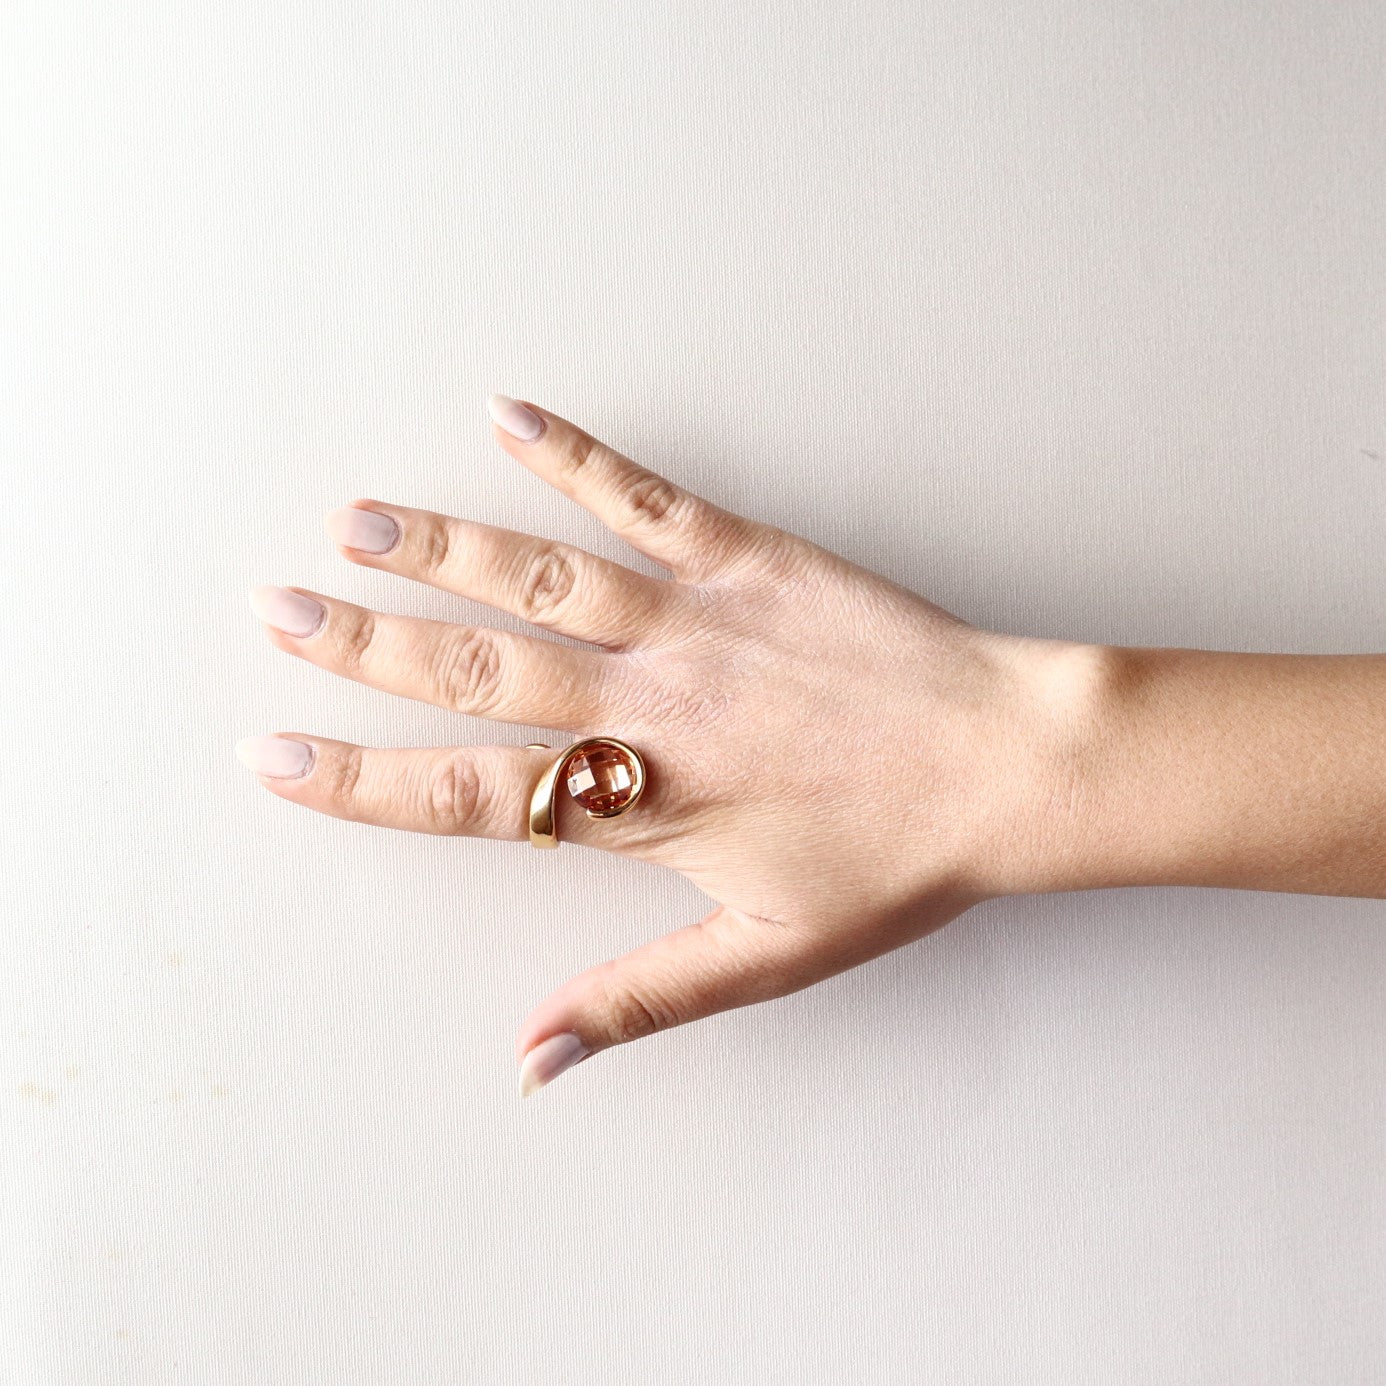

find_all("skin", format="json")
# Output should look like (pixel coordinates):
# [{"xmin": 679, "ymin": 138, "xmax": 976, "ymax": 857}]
[{"xmin": 240, "ymin": 397, "xmax": 1386, "ymax": 1093}]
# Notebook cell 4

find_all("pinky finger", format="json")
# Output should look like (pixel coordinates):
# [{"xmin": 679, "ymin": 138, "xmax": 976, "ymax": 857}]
[{"xmin": 234, "ymin": 733, "xmax": 561, "ymax": 842}]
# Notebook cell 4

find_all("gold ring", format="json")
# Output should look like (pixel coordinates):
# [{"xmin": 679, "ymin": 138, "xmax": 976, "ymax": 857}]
[{"xmin": 526, "ymin": 736, "xmax": 647, "ymax": 849}]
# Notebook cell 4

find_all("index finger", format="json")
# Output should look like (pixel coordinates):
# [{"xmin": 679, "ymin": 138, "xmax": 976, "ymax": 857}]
[{"xmin": 234, "ymin": 733, "xmax": 665, "ymax": 853}]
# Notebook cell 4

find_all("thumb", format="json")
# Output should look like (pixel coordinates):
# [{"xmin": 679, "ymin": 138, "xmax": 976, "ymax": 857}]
[{"xmin": 515, "ymin": 905, "xmax": 817, "ymax": 1097}]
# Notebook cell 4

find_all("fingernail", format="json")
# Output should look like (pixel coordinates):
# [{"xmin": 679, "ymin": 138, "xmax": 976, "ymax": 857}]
[
  {"xmin": 518, "ymin": 1032, "xmax": 590, "ymax": 1097},
  {"xmin": 235, "ymin": 735, "xmax": 315, "ymax": 779},
  {"xmin": 325, "ymin": 506, "xmax": 401, "ymax": 554},
  {"xmin": 488, "ymin": 393, "xmax": 545, "ymax": 443},
  {"xmin": 249, "ymin": 585, "xmax": 326, "ymax": 637}
]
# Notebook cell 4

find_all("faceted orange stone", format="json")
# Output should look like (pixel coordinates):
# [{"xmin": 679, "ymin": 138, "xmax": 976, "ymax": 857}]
[{"xmin": 566, "ymin": 744, "xmax": 637, "ymax": 815}]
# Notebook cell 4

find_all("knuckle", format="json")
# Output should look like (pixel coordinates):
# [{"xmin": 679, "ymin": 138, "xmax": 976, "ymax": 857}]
[
  {"xmin": 617, "ymin": 646, "xmax": 735, "ymax": 735},
  {"xmin": 518, "ymin": 546, "xmax": 578, "ymax": 624},
  {"xmin": 733, "ymin": 523, "xmax": 818, "ymax": 589},
  {"xmin": 622, "ymin": 472, "xmax": 685, "ymax": 528},
  {"xmin": 435, "ymin": 628, "xmax": 504, "ymax": 714},
  {"xmin": 598, "ymin": 970, "xmax": 682, "ymax": 1044},
  {"xmin": 555, "ymin": 430, "xmax": 601, "ymax": 478},
  {"xmin": 317, "ymin": 746, "xmax": 364, "ymax": 814},
  {"xmin": 426, "ymin": 754, "xmax": 486, "ymax": 834},
  {"xmin": 417, "ymin": 514, "xmax": 454, "ymax": 578},
  {"xmin": 331, "ymin": 605, "xmax": 378, "ymax": 675},
  {"xmin": 617, "ymin": 655, "xmax": 729, "ymax": 738},
  {"xmin": 650, "ymin": 681, "xmax": 735, "ymax": 736}
]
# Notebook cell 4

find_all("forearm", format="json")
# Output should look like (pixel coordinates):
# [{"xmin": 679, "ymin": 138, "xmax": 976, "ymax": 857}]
[{"xmin": 1013, "ymin": 644, "xmax": 1386, "ymax": 899}]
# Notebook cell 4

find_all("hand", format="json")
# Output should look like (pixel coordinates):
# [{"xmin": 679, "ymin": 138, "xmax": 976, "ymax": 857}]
[{"xmin": 236, "ymin": 395, "xmax": 1104, "ymax": 1093}]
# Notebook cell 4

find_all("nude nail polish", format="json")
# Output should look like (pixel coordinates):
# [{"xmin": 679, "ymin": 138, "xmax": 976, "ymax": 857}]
[
  {"xmin": 249, "ymin": 585, "xmax": 326, "ymax": 637},
  {"xmin": 488, "ymin": 393, "xmax": 545, "ymax": 443},
  {"xmin": 518, "ymin": 1032, "xmax": 591, "ymax": 1096},
  {"xmin": 325, "ymin": 506, "xmax": 400, "ymax": 554},
  {"xmin": 235, "ymin": 735, "xmax": 315, "ymax": 779}
]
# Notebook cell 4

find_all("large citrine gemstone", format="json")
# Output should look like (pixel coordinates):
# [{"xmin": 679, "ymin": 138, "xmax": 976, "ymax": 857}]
[{"xmin": 566, "ymin": 744, "xmax": 638, "ymax": 815}]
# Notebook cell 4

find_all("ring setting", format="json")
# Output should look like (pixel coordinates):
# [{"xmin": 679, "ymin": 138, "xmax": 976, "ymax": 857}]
[{"xmin": 526, "ymin": 736, "xmax": 647, "ymax": 849}]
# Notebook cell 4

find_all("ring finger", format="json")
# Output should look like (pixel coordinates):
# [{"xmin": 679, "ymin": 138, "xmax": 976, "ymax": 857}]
[
  {"xmin": 249, "ymin": 583, "xmax": 618, "ymax": 729},
  {"xmin": 325, "ymin": 501, "xmax": 682, "ymax": 650}
]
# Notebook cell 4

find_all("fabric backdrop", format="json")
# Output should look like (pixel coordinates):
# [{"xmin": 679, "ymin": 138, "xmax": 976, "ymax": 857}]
[{"xmin": 4, "ymin": 2, "xmax": 1384, "ymax": 1381}]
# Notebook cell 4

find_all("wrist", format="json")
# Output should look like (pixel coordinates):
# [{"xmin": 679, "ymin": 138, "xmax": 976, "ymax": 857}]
[
  {"xmin": 1001, "ymin": 643, "xmax": 1386, "ymax": 899},
  {"xmin": 961, "ymin": 635, "xmax": 1127, "ymax": 899}
]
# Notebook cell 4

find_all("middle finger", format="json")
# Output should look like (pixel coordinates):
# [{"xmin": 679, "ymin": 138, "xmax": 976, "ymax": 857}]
[{"xmin": 249, "ymin": 584, "xmax": 618, "ymax": 730}]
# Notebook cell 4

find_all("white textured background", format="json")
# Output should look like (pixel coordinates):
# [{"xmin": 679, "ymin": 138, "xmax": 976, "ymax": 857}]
[{"xmin": 4, "ymin": 2, "xmax": 1385, "ymax": 1382}]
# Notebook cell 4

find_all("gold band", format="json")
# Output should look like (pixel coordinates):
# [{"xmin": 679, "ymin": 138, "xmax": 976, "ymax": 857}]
[{"xmin": 527, "ymin": 736, "xmax": 647, "ymax": 849}]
